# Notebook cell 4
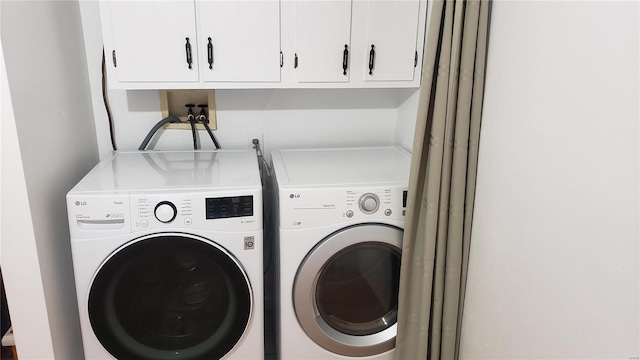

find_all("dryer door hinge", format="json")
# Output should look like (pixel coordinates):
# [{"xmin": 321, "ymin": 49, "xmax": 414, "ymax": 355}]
[
  {"xmin": 112, "ymin": 50, "xmax": 117, "ymax": 67},
  {"xmin": 414, "ymin": 51, "xmax": 418, "ymax": 67}
]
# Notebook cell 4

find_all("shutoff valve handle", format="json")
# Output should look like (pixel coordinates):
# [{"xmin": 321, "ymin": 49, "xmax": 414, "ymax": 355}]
[
  {"xmin": 185, "ymin": 103, "xmax": 196, "ymax": 122},
  {"xmin": 197, "ymin": 104, "xmax": 208, "ymax": 123}
]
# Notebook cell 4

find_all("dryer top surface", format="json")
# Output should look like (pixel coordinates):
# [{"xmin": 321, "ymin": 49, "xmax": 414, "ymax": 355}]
[
  {"xmin": 272, "ymin": 146, "xmax": 411, "ymax": 187},
  {"xmin": 70, "ymin": 150, "xmax": 261, "ymax": 193}
]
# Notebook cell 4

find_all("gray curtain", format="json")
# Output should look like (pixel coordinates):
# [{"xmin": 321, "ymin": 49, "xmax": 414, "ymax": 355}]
[{"xmin": 395, "ymin": 0, "xmax": 491, "ymax": 359}]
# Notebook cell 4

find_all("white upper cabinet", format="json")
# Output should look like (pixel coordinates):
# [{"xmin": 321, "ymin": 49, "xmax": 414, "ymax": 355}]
[
  {"xmin": 197, "ymin": 1, "xmax": 281, "ymax": 83},
  {"xmin": 102, "ymin": 0, "xmax": 280, "ymax": 87},
  {"xmin": 363, "ymin": 0, "xmax": 421, "ymax": 82},
  {"xmin": 100, "ymin": 0, "xmax": 427, "ymax": 89},
  {"xmin": 294, "ymin": 1, "xmax": 352, "ymax": 83},
  {"xmin": 105, "ymin": 1, "xmax": 199, "ymax": 83}
]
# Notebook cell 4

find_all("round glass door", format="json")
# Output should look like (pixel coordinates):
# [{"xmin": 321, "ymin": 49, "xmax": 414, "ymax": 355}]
[
  {"xmin": 294, "ymin": 224, "xmax": 403, "ymax": 357},
  {"xmin": 88, "ymin": 233, "xmax": 252, "ymax": 360},
  {"xmin": 316, "ymin": 242, "xmax": 400, "ymax": 336}
]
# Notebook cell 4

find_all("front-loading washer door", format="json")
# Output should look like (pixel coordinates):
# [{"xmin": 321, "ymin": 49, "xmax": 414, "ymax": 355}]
[
  {"xmin": 88, "ymin": 233, "xmax": 252, "ymax": 360},
  {"xmin": 293, "ymin": 224, "xmax": 403, "ymax": 357}
]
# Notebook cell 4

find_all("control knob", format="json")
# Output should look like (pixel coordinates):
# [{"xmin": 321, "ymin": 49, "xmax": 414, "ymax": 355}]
[
  {"xmin": 358, "ymin": 193, "xmax": 380, "ymax": 214},
  {"xmin": 155, "ymin": 201, "xmax": 177, "ymax": 223}
]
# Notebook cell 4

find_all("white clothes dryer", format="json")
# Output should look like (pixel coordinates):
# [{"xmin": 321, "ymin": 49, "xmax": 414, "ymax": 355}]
[
  {"xmin": 271, "ymin": 146, "xmax": 411, "ymax": 360},
  {"xmin": 67, "ymin": 150, "xmax": 264, "ymax": 360}
]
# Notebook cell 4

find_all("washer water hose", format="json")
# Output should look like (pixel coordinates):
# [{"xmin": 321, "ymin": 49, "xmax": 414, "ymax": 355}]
[
  {"xmin": 198, "ymin": 104, "xmax": 220, "ymax": 149},
  {"xmin": 137, "ymin": 116, "xmax": 181, "ymax": 150},
  {"xmin": 202, "ymin": 119, "xmax": 221, "ymax": 149},
  {"xmin": 139, "ymin": 106, "xmax": 220, "ymax": 150},
  {"xmin": 186, "ymin": 104, "xmax": 198, "ymax": 150}
]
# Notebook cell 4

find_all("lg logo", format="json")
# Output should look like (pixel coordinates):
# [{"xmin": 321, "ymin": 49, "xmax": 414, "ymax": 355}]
[
  {"xmin": 289, "ymin": 194, "xmax": 300, "ymax": 199},
  {"xmin": 75, "ymin": 201, "xmax": 87, "ymax": 206}
]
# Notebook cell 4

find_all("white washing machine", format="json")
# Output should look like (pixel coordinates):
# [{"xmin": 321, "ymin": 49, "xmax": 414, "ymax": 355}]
[
  {"xmin": 67, "ymin": 150, "xmax": 264, "ymax": 360},
  {"xmin": 271, "ymin": 146, "xmax": 411, "ymax": 360}
]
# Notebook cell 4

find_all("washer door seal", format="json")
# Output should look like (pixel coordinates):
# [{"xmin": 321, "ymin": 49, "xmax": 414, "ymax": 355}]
[
  {"xmin": 293, "ymin": 223, "xmax": 403, "ymax": 357},
  {"xmin": 88, "ymin": 233, "xmax": 252, "ymax": 360}
]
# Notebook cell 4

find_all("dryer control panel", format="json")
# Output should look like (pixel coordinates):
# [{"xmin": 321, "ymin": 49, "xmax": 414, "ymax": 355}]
[
  {"xmin": 339, "ymin": 187, "xmax": 406, "ymax": 221},
  {"xmin": 279, "ymin": 186, "xmax": 407, "ymax": 230}
]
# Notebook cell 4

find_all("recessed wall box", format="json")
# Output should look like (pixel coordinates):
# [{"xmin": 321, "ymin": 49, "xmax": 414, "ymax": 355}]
[{"xmin": 160, "ymin": 90, "xmax": 217, "ymax": 130}]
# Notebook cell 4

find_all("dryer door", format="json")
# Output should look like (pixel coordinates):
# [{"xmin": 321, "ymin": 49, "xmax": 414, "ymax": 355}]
[
  {"xmin": 88, "ymin": 233, "xmax": 252, "ymax": 360},
  {"xmin": 293, "ymin": 224, "xmax": 403, "ymax": 357}
]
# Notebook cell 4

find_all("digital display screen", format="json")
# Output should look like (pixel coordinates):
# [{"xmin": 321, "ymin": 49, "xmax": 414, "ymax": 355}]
[
  {"xmin": 206, "ymin": 196, "xmax": 253, "ymax": 219},
  {"xmin": 403, "ymin": 191, "xmax": 408, "ymax": 208}
]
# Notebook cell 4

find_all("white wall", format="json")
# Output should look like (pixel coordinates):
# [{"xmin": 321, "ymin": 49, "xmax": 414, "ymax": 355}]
[
  {"xmin": 395, "ymin": 88, "xmax": 421, "ymax": 150},
  {"xmin": 106, "ymin": 88, "xmax": 414, "ymax": 156},
  {"xmin": 1, "ymin": 1, "xmax": 100, "ymax": 358},
  {"xmin": 79, "ymin": 0, "xmax": 114, "ymax": 160},
  {"xmin": 460, "ymin": 1, "xmax": 639, "ymax": 359},
  {"xmin": 1, "ymin": 43, "xmax": 56, "ymax": 360}
]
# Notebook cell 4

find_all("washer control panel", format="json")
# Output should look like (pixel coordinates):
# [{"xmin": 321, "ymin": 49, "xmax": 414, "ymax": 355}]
[
  {"xmin": 68, "ymin": 190, "xmax": 262, "ymax": 238},
  {"xmin": 132, "ymin": 191, "xmax": 261, "ymax": 232}
]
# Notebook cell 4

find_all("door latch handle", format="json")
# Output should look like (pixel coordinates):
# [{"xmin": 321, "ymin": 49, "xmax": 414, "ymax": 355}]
[
  {"xmin": 207, "ymin": 37, "xmax": 214, "ymax": 69},
  {"xmin": 343, "ymin": 44, "xmax": 349, "ymax": 75},
  {"xmin": 368, "ymin": 44, "xmax": 375, "ymax": 75},
  {"xmin": 185, "ymin": 37, "xmax": 193, "ymax": 69}
]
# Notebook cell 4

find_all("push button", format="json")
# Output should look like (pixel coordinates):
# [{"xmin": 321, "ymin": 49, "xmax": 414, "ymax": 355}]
[
  {"xmin": 346, "ymin": 210, "xmax": 354, "ymax": 218},
  {"xmin": 244, "ymin": 236, "xmax": 255, "ymax": 250},
  {"xmin": 384, "ymin": 209, "xmax": 392, "ymax": 216}
]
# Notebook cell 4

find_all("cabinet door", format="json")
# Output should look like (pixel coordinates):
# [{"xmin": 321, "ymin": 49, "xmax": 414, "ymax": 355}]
[
  {"xmin": 364, "ymin": 0, "xmax": 420, "ymax": 82},
  {"xmin": 106, "ymin": 1, "xmax": 199, "ymax": 83},
  {"xmin": 294, "ymin": 1, "xmax": 352, "ymax": 83},
  {"xmin": 198, "ymin": 1, "xmax": 281, "ymax": 82}
]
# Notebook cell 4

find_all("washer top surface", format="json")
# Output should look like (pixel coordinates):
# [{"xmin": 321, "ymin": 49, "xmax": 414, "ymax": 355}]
[
  {"xmin": 70, "ymin": 150, "xmax": 261, "ymax": 193},
  {"xmin": 272, "ymin": 146, "xmax": 411, "ymax": 187}
]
